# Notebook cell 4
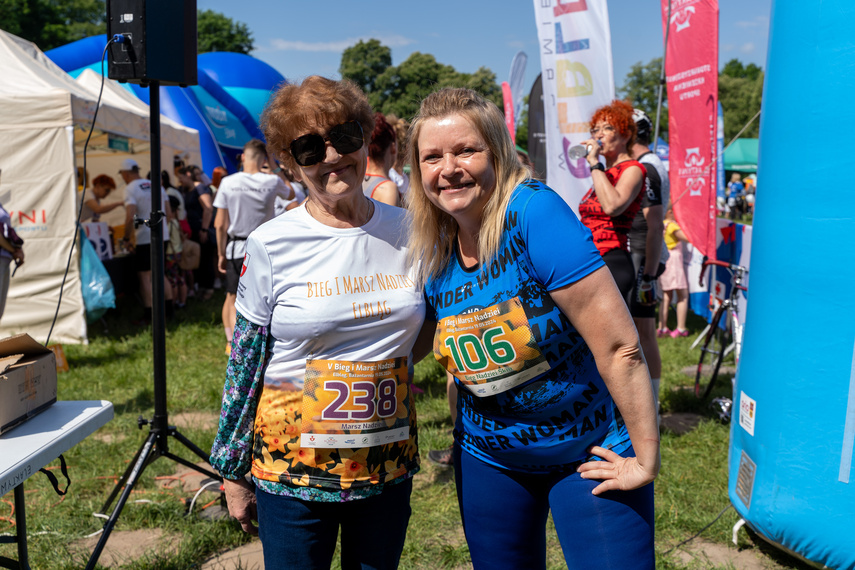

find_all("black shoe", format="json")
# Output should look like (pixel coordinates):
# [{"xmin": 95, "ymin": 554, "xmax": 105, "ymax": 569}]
[{"xmin": 427, "ymin": 446, "xmax": 454, "ymax": 467}]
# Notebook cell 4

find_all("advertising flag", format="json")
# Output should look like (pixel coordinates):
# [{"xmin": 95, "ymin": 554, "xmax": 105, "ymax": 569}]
[
  {"xmin": 662, "ymin": 0, "xmax": 719, "ymax": 257},
  {"xmin": 508, "ymin": 51, "xmax": 528, "ymax": 129},
  {"xmin": 533, "ymin": 0, "xmax": 615, "ymax": 213},
  {"xmin": 502, "ymin": 81, "xmax": 516, "ymax": 143},
  {"xmin": 527, "ymin": 74, "xmax": 547, "ymax": 180}
]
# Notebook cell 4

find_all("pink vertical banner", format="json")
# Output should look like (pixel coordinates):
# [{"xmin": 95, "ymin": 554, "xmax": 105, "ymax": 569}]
[
  {"xmin": 662, "ymin": 0, "xmax": 719, "ymax": 258},
  {"xmin": 502, "ymin": 81, "xmax": 516, "ymax": 143}
]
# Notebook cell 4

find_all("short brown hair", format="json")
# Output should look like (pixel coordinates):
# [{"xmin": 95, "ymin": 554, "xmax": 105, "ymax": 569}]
[
  {"xmin": 92, "ymin": 174, "xmax": 116, "ymax": 190},
  {"xmin": 261, "ymin": 76, "xmax": 375, "ymax": 171},
  {"xmin": 243, "ymin": 138, "xmax": 267, "ymax": 159}
]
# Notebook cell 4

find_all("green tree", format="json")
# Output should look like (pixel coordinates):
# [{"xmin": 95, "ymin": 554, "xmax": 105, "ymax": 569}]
[
  {"xmin": 618, "ymin": 57, "xmax": 668, "ymax": 141},
  {"xmin": 196, "ymin": 9, "xmax": 253, "ymax": 54},
  {"xmin": 339, "ymin": 40, "xmax": 502, "ymax": 120},
  {"xmin": 0, "ymin": 0, "xmax": 105, "ymax": 51},
  {"xmin": 339, "ymin": 39, "xmax": 392, "ymax": 96},
  {"xmin": 719, "ymin": 71, "xmax": 763, "ymax": 143},
  {"xmin": 721, "ymin": 58, "xmax": 762, "ymax": 82},
  {"xmin": 515, "ymin": 95, "xmax": 529, "ymax": 151}
]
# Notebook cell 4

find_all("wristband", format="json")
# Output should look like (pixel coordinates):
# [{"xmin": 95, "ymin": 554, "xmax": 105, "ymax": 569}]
[{"xmin": 589, "ymin": 162, "xmax": 605, "ymax": 172}]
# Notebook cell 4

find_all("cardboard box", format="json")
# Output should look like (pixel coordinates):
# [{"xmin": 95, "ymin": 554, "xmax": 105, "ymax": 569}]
[{"xmin": 0, "ymin": 334, "xmax": 57, "ymax": 435}]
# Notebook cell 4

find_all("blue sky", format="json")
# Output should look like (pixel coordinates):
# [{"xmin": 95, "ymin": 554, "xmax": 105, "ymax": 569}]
[{"xmin": 198, "ymin": 0, "xmax": 771, "ymax": 105}]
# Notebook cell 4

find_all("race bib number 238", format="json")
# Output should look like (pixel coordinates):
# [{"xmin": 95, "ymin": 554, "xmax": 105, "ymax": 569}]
[{"xmin": 301, "ymin": 357, "xmax": 410, "ymax": 448}]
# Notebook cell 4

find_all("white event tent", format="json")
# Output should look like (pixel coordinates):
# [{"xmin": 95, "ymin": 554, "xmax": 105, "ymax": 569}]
[{"xmin": 0, "ymin": 29, "xmax": 200, "ymax": 343}]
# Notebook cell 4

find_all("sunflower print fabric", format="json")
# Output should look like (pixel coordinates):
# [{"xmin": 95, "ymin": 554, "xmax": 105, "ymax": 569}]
[{"xmin": 211, "ymin": 312, "xmax": 418, "ymax": 501}]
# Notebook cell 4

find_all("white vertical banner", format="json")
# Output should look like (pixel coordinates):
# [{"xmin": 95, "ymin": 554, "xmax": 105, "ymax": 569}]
[{"xmin": 533, "ymin": 0, "xmax": 615, "ymax": 214}]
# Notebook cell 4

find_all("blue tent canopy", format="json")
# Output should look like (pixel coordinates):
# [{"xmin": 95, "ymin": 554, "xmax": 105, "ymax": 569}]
[{"xmin": 46, "ymin": 36, "xmax": 286, "ymax": 174}]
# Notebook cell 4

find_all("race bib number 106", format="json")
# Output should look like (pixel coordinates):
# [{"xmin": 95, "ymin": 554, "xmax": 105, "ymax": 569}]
[
  {"xmin": 301, "ymin": 357, "xmax": 410, "ymax": 448},
  {"xmin": 435, "ymin": 297, "xmax": 550, "ymax": 397}
]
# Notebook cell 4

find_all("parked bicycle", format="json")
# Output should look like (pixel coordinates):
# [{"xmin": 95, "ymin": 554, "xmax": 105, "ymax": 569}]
[{"xmin": 693, "ymin": 259, "xmax": 748, "ymax": 400}]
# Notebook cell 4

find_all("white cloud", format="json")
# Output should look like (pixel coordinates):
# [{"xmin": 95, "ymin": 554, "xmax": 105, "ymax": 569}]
[
  {"xmin": 722, "ymin": 43, "xmax": 735, "ymax": 52},
  {"xmin": 263, "ymin": 34, "xmax": 415, "ymax": 53},
  {"xmin": 739, "ymin": 42, "xmax": 755, "ymax": 54},
  {"xmin": 735, "ymin": 16, "xmax": 769, "ymax": 29}
]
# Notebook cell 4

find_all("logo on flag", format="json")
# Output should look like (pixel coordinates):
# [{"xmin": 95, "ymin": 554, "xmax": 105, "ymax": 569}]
[
  {"xmin": 671, "ymin": 6, "xmax": 696, "ymax": 31},
  {"xmin": 685, "ymin": 148, "xmax": 705, "ymax": 167}
]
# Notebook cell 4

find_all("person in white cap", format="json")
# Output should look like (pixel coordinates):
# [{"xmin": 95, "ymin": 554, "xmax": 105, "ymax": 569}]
[{"xmin": 119, "ymin": 158, "xmax": 173, "ymax": 322}]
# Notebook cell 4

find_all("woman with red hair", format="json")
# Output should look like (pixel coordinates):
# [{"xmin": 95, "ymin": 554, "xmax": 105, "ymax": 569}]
[
  {"xmin": 362, "ymin": 112, "xmax": 401, "ymax": 207},
  {"xmin": 578, "ymin": 100, "xmax": 647, "ymax": 304}
]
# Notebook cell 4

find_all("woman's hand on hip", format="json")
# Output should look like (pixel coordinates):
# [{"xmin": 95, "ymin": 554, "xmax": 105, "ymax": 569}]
[
  {"xmin": 223, "ymin": 477, "xmax": 258, "ymax": 535},
  {"xmin": 577, "ymin": 446, "xmax": 657, "ymax": 495}
]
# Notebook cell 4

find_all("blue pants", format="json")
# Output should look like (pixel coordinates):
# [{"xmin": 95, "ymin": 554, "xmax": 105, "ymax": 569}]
[
  {"xmin": 255, "ymin": 479, "xmax": 412, "ymax": 570},
  {"xmin": 454, "ymin": 446, "xmax": 654, "ymax": 569}
]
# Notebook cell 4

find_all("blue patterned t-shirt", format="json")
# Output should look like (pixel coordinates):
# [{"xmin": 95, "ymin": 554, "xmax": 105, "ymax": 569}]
[{"xmin": 424, "ymin": 180, "xmax": 631, "ymax": 473}]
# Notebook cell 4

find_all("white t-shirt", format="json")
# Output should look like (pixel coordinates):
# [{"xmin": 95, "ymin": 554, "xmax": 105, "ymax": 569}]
[
  {"xmin": 274, "ymin": 181, "xmax": 307, "ymax": 217},
  {"xmin": 166, "ymin": 187, "xmax": 186, "ymax": 221},
  {"xmin": 389, "ymin": 168, "xmax": 410, "ymax": 196},
  {"xmin": 235, "ymin": 200, "xmax": 425, "ymax": 390},
  {"xmin": 124, "ymin": 178, "xmax": 167, "ymax": 246},
  {"xmin": 212, "ymin": 172, "xmax": 291, "ymax": 259},
  {"xmin": 76, "ymin": 189, "xmax": 97, "ymax": 222}
]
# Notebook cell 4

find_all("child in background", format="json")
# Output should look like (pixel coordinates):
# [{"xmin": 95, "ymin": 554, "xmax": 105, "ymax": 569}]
[
  {"xmin": 165, "ymin": 195, "xmax": 187, "ymax": 308},
  {"xmin": 658, "ymin": 208, "xmax": 689, "ymax": 337}
]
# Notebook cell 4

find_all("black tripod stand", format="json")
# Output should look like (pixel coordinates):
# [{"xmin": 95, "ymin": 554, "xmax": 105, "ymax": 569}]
[{"xmin": 85, "ymin": 81, "xmax": 222, "ymax": 570}]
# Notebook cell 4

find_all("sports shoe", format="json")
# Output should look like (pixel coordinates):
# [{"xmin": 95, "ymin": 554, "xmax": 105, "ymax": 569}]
[
  {"xmin": 656, "ymin": 328, "xmax": 671, "ymax": 338},
  {"xmin": 427, "ymin": 445, "xmax": 454, "ymax": 468},
  {"xmin": 670, "ymin": 328, "xmax": 689, "ymax": 338}
]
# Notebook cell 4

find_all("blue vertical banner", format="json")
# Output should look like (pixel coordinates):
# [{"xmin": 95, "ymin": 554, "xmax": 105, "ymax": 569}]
[{"xmin": 717, "ymin": 102, "xmax": 725, "ymax": 201}]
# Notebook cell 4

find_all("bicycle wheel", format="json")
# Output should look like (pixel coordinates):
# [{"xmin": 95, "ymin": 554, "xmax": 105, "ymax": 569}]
[{"xmin": 695, "ymin": 307, "xmax": 729, "ymax": 399}]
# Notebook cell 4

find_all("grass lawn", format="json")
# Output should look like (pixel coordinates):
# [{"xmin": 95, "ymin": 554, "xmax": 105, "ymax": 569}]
[{"xmin": 1, "ymin": 292, "xmax": 812, "ymax": 569}]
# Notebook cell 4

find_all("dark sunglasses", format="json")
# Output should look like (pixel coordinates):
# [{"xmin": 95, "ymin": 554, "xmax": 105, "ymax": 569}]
[{"xmin": 290, "ymin": 121, "xmax": 364, "ymax": 167}]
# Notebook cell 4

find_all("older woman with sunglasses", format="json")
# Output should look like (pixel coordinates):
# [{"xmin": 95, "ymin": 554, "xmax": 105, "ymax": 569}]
[
  {"xmin": 210, "ymin": 76, "xmax": 431, "ymax": 570},
  {"xmin": 578, "ymin": 100, "xmax": 647, "ymax": 306}
]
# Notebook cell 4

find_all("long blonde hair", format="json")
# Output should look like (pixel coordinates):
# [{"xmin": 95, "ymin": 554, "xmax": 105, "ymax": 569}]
[{"xmin": 407, "ymin": 88, "xmax": 529, "ymax": 285}]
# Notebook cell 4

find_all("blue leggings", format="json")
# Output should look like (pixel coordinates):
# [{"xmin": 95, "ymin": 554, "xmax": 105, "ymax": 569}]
[
  {"xmin": 255, "ymin": 479, "xmax": 412, "ymax": 570},
  {"xmin": 454, "ymin": 447, "xmax": 654, "ymax": 569}
]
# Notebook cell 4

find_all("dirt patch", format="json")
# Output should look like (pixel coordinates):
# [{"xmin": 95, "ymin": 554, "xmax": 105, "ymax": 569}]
[
  {"xmin": 75, "ymin": 529, "xmax": 179, "ymax": 568},
  {"xmin": 201, "ymin": 540, "xmax": 264, "ymax": 570},
  {"xmin": 172, "ymin": 411, "xmax": 219, "ymax": 431},
  {"xmin": 660, "ymin": 412, "xmax": 703, "ymax": 435},
  {"xmin": 157, "ymin": 461, "xmax": 223, "ymax": 496},
  {"xmin": 92, "ymin": 432, "xmax": 127, "ymax": 444},
  {"xmin": 671, "ymin": 538, "xmax": 783, "ymax": 569}
]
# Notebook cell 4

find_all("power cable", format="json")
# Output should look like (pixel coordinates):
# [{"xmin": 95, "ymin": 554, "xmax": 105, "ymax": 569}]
[
  {"xmin": 660, "ymin": 503, "xmax": 733, "ymax": 556},
  {"xmin": 45, "ymin": 36, "xmax": 120, "ymax": 346}
]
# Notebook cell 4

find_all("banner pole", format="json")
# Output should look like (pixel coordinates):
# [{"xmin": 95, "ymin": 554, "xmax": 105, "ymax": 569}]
[{"xmin": 654, "ymin": 0, "xmax": 672, "ymax": 153}]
